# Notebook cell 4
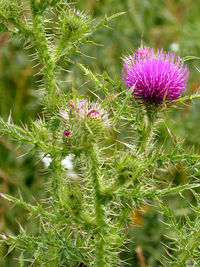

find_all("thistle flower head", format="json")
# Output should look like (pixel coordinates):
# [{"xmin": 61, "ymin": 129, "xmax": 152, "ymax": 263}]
[{"xmin": 122, "ymin": 47, "xmax": 189, "ymax": 106}]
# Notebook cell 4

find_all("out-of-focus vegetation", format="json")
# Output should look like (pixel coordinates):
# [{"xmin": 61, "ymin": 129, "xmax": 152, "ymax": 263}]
[{"xmin": 0, "ymin": 0, "xmax": 199, "ymax": 266}]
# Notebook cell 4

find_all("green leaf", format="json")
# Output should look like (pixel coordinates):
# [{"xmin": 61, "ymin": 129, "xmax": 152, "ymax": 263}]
[
  {"xmin": 183, "ymin": 56, "xmax": 200, "ymax": 62},
  {"xmin": 95, "ymin": 11, "xmax": 127, "ymax": 30},
  {"xmin": 160, "ymin": 183, "xmax": 200, "ymax": 196}
]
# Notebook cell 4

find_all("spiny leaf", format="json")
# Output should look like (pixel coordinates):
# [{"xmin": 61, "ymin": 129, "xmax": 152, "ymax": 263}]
[
  {"xmin": 95, "ymin": 12, "xmax": 127, "ymax": 30},
  {"xmin": 77, "ymin": 62, "xmax": 102, "ymax": 88},
  {"xmin": 175, "ymin": 93, "xmax": 200, "ymax": 103},
  {"xmin": 159, "ymin": 183, "xmax": 200, "ymax": 196},
  {"xmin": 0, "ymin": 193, "xmax": 52, "ymax": 219}
]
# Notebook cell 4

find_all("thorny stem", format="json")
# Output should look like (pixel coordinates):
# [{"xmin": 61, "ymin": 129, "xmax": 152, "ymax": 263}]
[
  {"xmin": 30, "ymin": 1, "xmax": 64, "ymax": 202},
  {"xmin": 50, "ymin": 156, "xmax": 63, "ymax": 202},
  {"xmin": 89, "ymin": 143, "xmax": 107, "ymax": 267},
  {"xmin": 139, "ymin": 109, "xmax": 156, "ymax": 153},
  {"xmin": 30, "ymin": 4, "xmax": 63, "ymax": 113}
]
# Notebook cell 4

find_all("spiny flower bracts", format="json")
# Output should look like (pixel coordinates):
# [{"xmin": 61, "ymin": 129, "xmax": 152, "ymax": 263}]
[{"xmin": 70, "ymin": 99, "xmax": 110, "ymax": 125}]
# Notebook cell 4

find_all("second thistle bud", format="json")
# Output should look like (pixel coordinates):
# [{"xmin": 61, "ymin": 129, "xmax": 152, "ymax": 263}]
[
  {"xmin": 71, "ymin": 99, "xmax": 110, "ymax": 125},
  {"xmin": 70, "ymin": 99, "xmax": 110, "ymax": 138},
  {"xmin": 87, "ymin": 110, "xmax": 102, "ymax": 120}
]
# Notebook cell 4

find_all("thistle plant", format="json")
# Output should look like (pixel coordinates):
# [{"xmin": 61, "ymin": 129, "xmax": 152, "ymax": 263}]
[{"xmin": 0, "ymin": 1, "xmax": 200, "ymax": 266}]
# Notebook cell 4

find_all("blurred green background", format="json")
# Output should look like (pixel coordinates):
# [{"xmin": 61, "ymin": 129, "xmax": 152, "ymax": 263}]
[{"xmin": 0, "ymin": 0, "xmax": 199, "ymax": 266}]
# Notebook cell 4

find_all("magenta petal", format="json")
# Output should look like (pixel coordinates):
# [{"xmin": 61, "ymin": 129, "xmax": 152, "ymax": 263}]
[{"xmin": 122, "ymin": 47, "xmax": 189, "ymax": 105}]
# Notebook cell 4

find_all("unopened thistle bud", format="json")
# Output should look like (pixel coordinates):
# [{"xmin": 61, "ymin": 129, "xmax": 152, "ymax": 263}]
[
  {"xmin": 87, "ymin": 110, "xmax": 102, "ymax": 119},
  {"xmin": 71, "ymin": 99, "xmax": 110, "ymax": 125},
  {"xmin": 63, "ymin": 129, "xmax": 71, "ymax": 138}
]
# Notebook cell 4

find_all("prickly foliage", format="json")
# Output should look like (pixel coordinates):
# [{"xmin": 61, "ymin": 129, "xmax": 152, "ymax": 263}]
[{"xmin": 0, "ymin": 1, "xmax": 200, "ymax": 266}]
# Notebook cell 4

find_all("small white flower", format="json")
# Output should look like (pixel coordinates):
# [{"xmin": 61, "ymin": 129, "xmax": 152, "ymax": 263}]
[
  {"xmin": 41, "ymin": 153, "xmax": 52, "ymax": 168},
  {"xmin": 41, "ymin": 153, "xmax": 73, "ymax": 170},
  {"xmin": 61, "ymin": 154, "xmax": 73, "ymax": 170}
]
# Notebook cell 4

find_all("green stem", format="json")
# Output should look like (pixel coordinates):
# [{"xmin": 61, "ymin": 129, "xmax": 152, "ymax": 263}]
[
  {"xmin": 30, "ymin": 2, "xmax": 64, "ymax": 203},
  {"xmin": 90, "ymin": 144, "xmax": 107, "ymax": 267},
  {"xmin": 50, "ymin": 155, "xmax": 63, "ymax": 202},
  {"xmin": 30, "ymin": 7, "xmax": 63, "ymax": 112},
  {"xmin": 140, "ymin": 110, "xmax": 156, "ymax": 153},
  {"xmin": 52, "ymin": 36, "xmax": 68, "ymax": 63}
]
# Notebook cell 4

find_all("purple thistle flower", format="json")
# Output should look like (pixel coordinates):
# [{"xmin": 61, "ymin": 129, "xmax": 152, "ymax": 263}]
[{"xmin": 122, "ymin": 47, "xmax": 189, "ymax": 106}]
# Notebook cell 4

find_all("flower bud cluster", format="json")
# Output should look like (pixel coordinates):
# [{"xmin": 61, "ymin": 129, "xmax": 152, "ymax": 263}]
[{"xmin": 59, "ymin": 99, "xmax": 110, "ymax": 143}]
